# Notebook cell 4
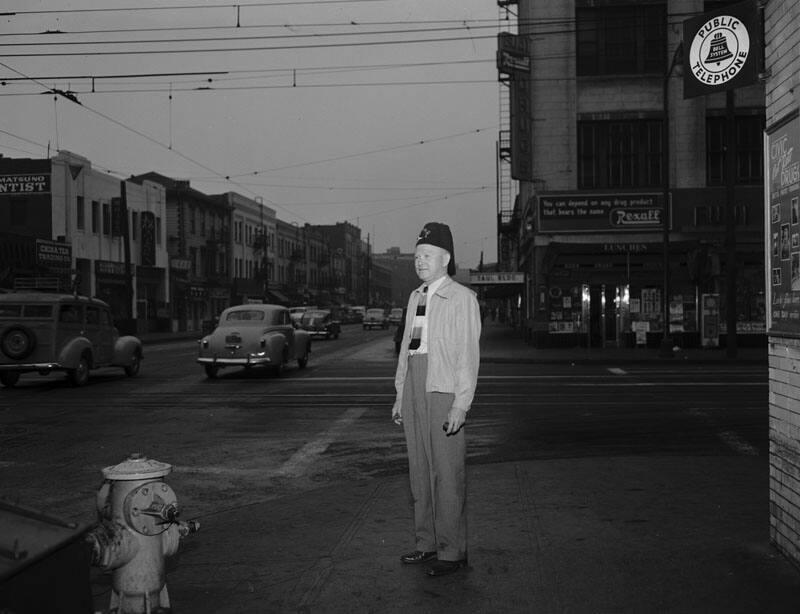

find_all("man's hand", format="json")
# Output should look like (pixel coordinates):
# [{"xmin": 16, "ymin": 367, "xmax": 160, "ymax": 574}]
[
  {"xmin": 444, "ymin": 407, "xmax": 467, "ymax": 435},
  {"xmin": 392, "ymin": 409, "xmax": 403, "ymax": 425}
]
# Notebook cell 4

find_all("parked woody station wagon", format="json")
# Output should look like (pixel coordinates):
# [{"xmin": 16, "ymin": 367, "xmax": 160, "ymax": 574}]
[{"xmin": 0, "ymin": 293, "xmax": 143, "ymax": 388}]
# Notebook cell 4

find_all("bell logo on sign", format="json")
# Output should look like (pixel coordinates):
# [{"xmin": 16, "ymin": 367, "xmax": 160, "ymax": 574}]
[{"xmin": 688, "ymin": 15, "xmax": 750, "ymax": 87}]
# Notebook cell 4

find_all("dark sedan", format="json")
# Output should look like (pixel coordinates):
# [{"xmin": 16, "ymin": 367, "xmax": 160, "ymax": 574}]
[{"xmin": 299, "ymin": 309, "xmax": 341, "ymax": 340}]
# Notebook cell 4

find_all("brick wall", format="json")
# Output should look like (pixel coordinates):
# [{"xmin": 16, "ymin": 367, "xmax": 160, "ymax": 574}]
[
  {"xmin": 765, "ymin": 0, "xmax": 800, "ymax": 127},
  {"xmin": 766, "ymin": 0, "xmax": 800, "ymax": 567},
  {"xmin": 769, "ymin": 337, "xmax": 800, "ymax": 564}
]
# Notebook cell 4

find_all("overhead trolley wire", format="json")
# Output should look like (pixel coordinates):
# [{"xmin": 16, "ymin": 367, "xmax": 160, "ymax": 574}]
[
  {"xmin": 0, "ymin": 22, "xmax": 504, "ymax": 48},
  {"xmin": 1, "ymin": 17, "xmax": 512, "ymax": 38},
  {"xmin": 1, "ymin": 0, "xmax": 391, "ymax": 16}
]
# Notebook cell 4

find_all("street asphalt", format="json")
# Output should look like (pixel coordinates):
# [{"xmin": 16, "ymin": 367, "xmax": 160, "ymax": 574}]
[{"xmin": 116, "ymin": 322, "xmax": 797, "ymax": 613}]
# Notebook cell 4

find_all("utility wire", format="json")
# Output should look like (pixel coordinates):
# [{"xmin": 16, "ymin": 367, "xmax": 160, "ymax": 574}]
[
  {"xmin": 0, "ymin": 60, "xmax": 307, "ymax": 220},
  {"xmin": 0, "ymin": 79, "xmax": 497, "ymax": 97},
  {"xmin": 0, "ymin": 33, "xmax": 496, "ymax": 58},
  {"xmin": 220, "ymin": 127, "xmax": 496, "ymax": 178},
  {"xmin": 1, "ymin": 18, "xmax": 510, "ymax": 38},
  {"xmin": 0, "ymin": 23, "xmax": 506, "ymax": 47},
  {"xmin": 345, "ymin": 188, "xmax": 489, "ymax": 222},
  {"xmin": 0, "ymin": 14, "xmax": 699, "ymax": 40},
  {"xmin": 0, "ymin": 59, "xmax": 489, "ymax": 85},
  {"xmin": 0, "ymin": 127, "xmax": 48, "ymax": 150},
  {"xmin": 1, "ymin": 0, "xmax": 390, "ymax": 16}
]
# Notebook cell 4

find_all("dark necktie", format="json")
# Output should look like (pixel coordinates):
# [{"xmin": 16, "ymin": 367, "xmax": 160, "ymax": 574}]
[{"xmin": 408, "ymin": 286, "xmax": 428, "ymax": 350}]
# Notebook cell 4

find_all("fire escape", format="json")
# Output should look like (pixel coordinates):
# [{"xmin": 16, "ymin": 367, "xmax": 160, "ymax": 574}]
[{"xmin": 496, "ymin": 0, "xmax": 520, "ymax": 271}]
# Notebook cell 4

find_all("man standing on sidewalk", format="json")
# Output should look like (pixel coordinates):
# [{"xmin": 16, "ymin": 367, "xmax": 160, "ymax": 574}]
[{"xmin": 392, "ymin": 222, "xmax": 481, "ymax": 577}]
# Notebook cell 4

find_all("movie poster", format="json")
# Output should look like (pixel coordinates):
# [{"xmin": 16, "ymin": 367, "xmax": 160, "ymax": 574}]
[{"xmin": 767, "ymin": 114, "xmax": 800, "ymax": 334}]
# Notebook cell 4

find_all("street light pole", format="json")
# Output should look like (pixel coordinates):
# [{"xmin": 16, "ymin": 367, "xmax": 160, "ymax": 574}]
[{"xmin": 660, "ymin": 42, "xmax": 683, "ymax": 358}]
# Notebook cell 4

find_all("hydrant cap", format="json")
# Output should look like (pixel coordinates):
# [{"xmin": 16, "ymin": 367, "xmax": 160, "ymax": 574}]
[{"xmin": 101, "ymin": 453, "xmax": 172, "ymax": 480}]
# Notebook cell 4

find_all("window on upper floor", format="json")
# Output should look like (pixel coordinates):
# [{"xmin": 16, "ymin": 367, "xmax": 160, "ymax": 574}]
[
  {"xmin": 578, "ymin": 119, "xmax": 663, "ymax": 189},
  {"xmin": 694, "ymin": 203, "xmax": 749, "ymax": 227},
  {"xmin": 131, "ymin": 211, "xmax": 138, "ymax": 240},
  {"xmin": 91, "ymin": 201, "xmax": 99, "ymax": 234},
  {"xmin": 576, "ymin": 4, "xmax": 666, "ymax": 76},
  {"xmin": 76, "ymin": 196, "xmax": 85, "ymax": 230},
  {"xmin": 102, "ymin": 203, "xmax": 111, "ymax": 236},
  {"xmin": 706, "ymin": 114, "xmax": 764, "ymax": 186}
]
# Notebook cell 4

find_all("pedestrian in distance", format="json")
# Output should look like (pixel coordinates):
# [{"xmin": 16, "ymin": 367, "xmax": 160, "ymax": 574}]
[{"xmin": 391, "ymin": 221, "xmax": 481, "ymax": 577}]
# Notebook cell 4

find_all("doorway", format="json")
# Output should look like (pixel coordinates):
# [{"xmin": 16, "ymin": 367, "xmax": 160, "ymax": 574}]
[{"xmin": 588, "ymin": 284, "xmax": 629, "ymax": 348}]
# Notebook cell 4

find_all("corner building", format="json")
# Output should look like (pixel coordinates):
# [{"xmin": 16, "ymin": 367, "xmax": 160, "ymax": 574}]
[
  {"xmin": 764, "ymin": 0, "xmax": 800, "ymax": 570},
  {"xmin": 498, "ymin": 0, "xmax": 765, "ymax": 348}
]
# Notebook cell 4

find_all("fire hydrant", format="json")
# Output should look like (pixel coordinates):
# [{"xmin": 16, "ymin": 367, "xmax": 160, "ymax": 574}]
[{"xmin": 86, "ymin": 453, "xmax": 199, "ymax": 614}]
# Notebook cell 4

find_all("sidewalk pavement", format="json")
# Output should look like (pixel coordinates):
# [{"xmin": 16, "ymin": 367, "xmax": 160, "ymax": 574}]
[{"xmin": 124, "ymin": 322, "xmax": 794, "ymax": 614}]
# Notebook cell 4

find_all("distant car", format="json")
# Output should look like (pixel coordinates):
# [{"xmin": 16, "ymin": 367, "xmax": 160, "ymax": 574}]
[
  {"xmin": 387, "ymin": 307, "xmax": 404, "ymax": 326},
  {"xmin": 0, "ymin": 292, "xmax": 143, "ymax": 388},
  {"xmin": 289, "ymin": 306, "xmax": 316, "ymax": 326},
  {"xmin": 344, "ymin": 308, "xmax": 363, "ymax": 324},
  {"xmin": 363, "ymin": 308, "xmax": 389, "ymax": 330},
  {"xmin": 351, "ymin": 306, "xmax": 366, "ymax": 323},
  {"xmin": 299, "ymin": 309, "xmax": 341, "ymax": 340},
  {"xmin": 197, "ymin": 304, "xmax": 311, "ymax": 378}
]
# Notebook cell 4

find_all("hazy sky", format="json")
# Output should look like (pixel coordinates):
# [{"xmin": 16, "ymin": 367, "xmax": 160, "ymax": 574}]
[{"xmin": 1, "ymin": 0, "xmax": 502, "ymax": 268}]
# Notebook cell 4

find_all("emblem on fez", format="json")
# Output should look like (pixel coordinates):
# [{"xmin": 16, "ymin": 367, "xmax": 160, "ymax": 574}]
[
  {"xmin": 689, "ymin": 14, "xmax": 751, "ymax": 87},
  {"xmin": 418, "ymin": 228, "xmax": 431, "ymax": 241}
]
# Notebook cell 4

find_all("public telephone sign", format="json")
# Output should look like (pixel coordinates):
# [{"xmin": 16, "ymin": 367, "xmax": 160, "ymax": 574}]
[{"xmin": 682, "ymin": 0, "xmax": 760, "ymax": 99}]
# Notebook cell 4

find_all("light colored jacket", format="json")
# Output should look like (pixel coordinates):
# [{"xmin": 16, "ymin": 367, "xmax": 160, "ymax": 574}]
[{"xmin": 393, "ymin": 276, "xmax": 481, "ymax": 414}]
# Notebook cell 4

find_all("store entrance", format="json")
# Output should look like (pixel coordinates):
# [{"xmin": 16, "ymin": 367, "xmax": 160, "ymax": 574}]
[{"xmin": 588, "ymin": 284, "xmax": 630, "ymax": 348}]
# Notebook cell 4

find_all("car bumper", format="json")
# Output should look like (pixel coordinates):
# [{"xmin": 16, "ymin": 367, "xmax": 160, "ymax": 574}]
[
  {"xmin": 307, "ymin": 330, "xmax": 331, "ymax": 337},
  {"xmin": 197, "ymin": 355, "xmax": 273, "ymax": 367},
  {"xmin": 0, "ymin": 362, "xmax": 62, "ymax": 373}
]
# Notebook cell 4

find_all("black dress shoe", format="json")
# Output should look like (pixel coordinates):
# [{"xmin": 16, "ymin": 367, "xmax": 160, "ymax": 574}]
[
  {"xmin": 426, "ymin": 558, "xmax": 467, "ymax": 577},
  {"xmin": 400, "ymin": 550, "xmax": 437, "ymax": 565}
]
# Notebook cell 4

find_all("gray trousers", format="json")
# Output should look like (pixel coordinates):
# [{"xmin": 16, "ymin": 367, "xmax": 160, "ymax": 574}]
[{"xmin": 401, "ymin": 354, "xmax": 467, "ymax": 561}]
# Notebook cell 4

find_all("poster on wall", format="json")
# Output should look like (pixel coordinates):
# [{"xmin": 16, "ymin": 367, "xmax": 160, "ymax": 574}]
[{"xmin": 767, "ymin": 114, "xmax": 800, "ymax": 334}]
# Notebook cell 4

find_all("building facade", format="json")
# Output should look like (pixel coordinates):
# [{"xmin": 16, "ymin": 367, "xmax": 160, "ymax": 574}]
[
  {"xmin": 764, "ymin": 0, "xmax": 800, "ymax": 571},
  {"xmin": 3, "ymin": 153, "xmax": 383, "ymax": 321},
  {"xmin": 213, "ymin": 192, "xmax": 277, "ymax": 305},
  {"xmin": 309, "ymin": 222, "xmax": 371, "ymax": 306},
  {"xmin": 372, "ymin": 247, "xmax": 419, "ymax": 306},
  {"xmin": 498, "ymin": 0, "xmax": 766, "ymax": 349},
  {"xmin": 0, "ymin": 151, "xmax": 169, "ymax": 333},
  {"xmin": 132, "ymin": 172, "xmax": 232, "ymax": 332}
]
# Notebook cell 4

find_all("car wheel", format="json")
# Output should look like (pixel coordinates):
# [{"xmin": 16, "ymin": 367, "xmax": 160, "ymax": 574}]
[
  {"xmin": 68, "ymin": 355, "xmax": 90, "ymax": 387},
  {"xmin": 204, "ymin": 365, "xmax": 219, "ymax": 379},
  {"xmin": 0, "ymin": 372, "xmax": 20, "ymax": 388},
  {"xmin": 1, "ymin": 326, "xmax": 36, "ymax": 360},
  {"xmin": 124, "ymin": 351, "xmax": 141, "ymax": 377}
]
